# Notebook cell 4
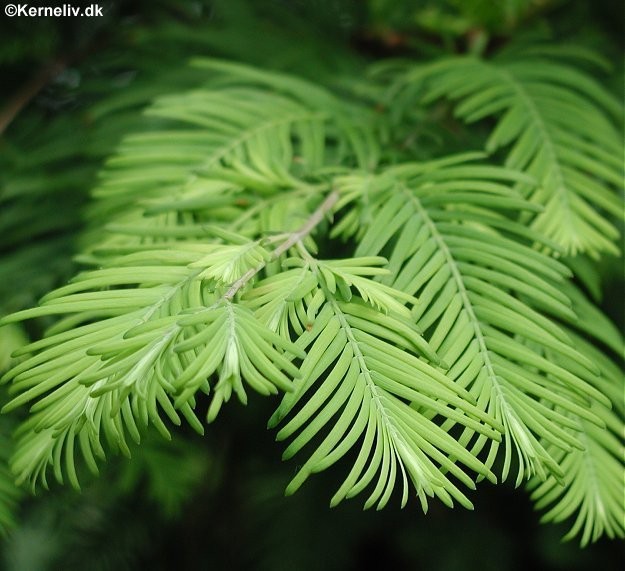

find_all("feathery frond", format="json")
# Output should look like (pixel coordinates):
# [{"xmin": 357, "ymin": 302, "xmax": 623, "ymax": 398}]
[
  {"xmin": 268, "ymin": 271, "xmax": 501, "ymax": 510},
  {"xmin": 528, "ymin": 326, "xmax": 624, "ymax": 546},
  {"xmin": 333, "ymin": 155, "xmax": 610, "ymax": 486},
  {"xmin": 0, "ymin": 204, "xmax": 333, "ymax": 488},
  {"xmin": 383, "ymin": 48, "xmax": 624, "ymax": 256}
]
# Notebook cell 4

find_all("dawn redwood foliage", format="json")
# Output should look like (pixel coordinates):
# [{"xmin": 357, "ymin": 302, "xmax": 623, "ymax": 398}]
[{"xmin": 0, "ymin": 0, "xmax": 622, "ymax": 555}]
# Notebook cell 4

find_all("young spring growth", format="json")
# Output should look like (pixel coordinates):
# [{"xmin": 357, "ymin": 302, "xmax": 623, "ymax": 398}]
[
  {"xmin": 207, "ymin": 333, "xmax": 244, "ymax": 423},
  {"xmin": 191, "ymin": 241, "xmax": 271, "ymax": 285}
]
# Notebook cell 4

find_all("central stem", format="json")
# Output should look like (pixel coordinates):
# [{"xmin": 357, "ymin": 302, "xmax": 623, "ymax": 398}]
[{"xmin": 223, "ymin": 191, "xmax": 339, "ymax": 300}]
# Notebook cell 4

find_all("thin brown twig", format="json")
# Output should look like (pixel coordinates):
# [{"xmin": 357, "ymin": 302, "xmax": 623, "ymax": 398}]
[
  {"xmin": 224, "ymin": 190, "xmax": 339, "ymax": 300},
  {"xmin": 0, "ymin": 58, "xmax": 67, "ymax": 135},
  {"xmin": 0, "ymin": 25, "xmax": 110, "ymax": 136}
]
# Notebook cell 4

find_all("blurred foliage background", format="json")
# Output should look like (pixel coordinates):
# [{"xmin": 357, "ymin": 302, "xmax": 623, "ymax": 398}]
[{"xmin": 0, "ymin": 1, "xmax": 623, "ymax": 569}]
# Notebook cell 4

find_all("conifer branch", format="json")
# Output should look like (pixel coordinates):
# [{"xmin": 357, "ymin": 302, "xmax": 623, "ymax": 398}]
[
  {"xmin": 224, "ymin": 191, "xmax": 338, "ymax": 300},
  {"xmin": 1, "ymin": 44, "xmax": 622, "ymax": 548}
]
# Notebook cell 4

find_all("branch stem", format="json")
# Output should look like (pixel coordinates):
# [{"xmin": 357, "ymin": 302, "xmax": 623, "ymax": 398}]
[{"xmin": 223, "ymin": 191, "xmax": 338, "ymax": 300}]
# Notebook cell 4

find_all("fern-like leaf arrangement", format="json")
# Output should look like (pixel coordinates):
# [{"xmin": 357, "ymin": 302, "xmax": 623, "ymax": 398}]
[
  {"xmin": 1, "ymin": 54, "xmax": 623, "ymax": 546},
  {"xmin": 379, "ymin": 47, "xmax": 624, "ymax": 257}
]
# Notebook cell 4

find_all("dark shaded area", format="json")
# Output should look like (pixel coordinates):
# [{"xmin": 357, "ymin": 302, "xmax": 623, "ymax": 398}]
[
  {"xmin": 147, "ymin": 391, "xmax": 624, "ymax": 571},
  {"xmin": 3, "ymin": 396, "xmax": 621, "ymax": 571}
]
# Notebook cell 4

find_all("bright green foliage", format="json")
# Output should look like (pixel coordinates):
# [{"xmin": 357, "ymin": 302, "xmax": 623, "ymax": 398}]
[
  {"xmin": 382, "ymin": 48, "xmax": 624, "ymax": 256},
  {"xmin": 0, "ymin": 9, "xmax": 623, "ymax": 551},
  {"xmin": 332, "ymin": 161, "xmax": 611, "ymax": 487},
  {"xmin": 527, "ymin": 310, "xmax": 625, "ymax": 544}
]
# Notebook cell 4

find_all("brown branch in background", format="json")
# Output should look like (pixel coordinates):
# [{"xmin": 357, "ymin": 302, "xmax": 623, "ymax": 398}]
[
  {"xmin": 0, "ymin": 22, "xmax": 111, "ymax": 136},
  {"xmin": 0, "ymin": 58, "xmax": 67, "ymax": 135}
]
